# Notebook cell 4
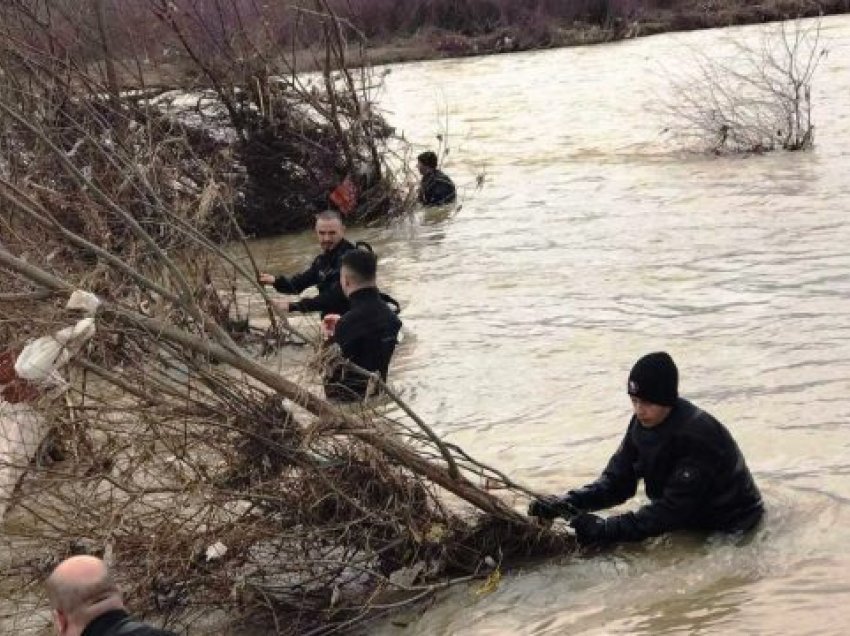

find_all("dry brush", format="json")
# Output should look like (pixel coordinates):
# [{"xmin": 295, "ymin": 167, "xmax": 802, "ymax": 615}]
[{"xmin": 0, "ymin": 4, "xmax": 573, "ymax": 633}]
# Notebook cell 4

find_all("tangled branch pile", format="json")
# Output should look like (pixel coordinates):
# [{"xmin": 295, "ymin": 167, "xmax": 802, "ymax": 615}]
[
  {"xmin": 0, "ymin": 4, "xmax": 571, "ymax": 634},
  {"xmin": 0, "ymin": 170, "xmax": 574, "ymax": 634},
  {"xmin": 0, "ymin": 0, "xmax": 413, "ymax": 241},
  {"xmin": 0, "ymin": 325, "xmax": 573, "ymax": 633}
]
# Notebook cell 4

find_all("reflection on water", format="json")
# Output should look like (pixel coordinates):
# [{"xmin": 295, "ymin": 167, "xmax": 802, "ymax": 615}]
[{"xmin": 250, "ymin": 15, "xmax": 850, "ymax": 635}]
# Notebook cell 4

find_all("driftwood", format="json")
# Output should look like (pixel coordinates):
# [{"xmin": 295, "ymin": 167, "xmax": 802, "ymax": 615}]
[
  {"xmin": 0, "ymin": 245, "xmax": 522, "ymax": 521},
  {"xmin": 0, "ymin": 4, "xmax": 573, "ymax": 634},
  {"xmin": 0, "ymin": 245, "xmax": 575, "ymax": 633}
]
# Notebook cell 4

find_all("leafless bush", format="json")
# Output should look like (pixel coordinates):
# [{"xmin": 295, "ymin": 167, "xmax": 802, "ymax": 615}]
[{"xmin": 663, "ymin": 18, "xmax": 827, "ymax": 153}]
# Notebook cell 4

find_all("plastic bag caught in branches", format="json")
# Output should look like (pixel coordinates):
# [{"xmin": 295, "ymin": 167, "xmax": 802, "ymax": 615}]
[
  {"xmin": 14, "ymin": 319, "xmax": 95, "ymax": 384},
  {"xmin": 67, "ymin": 290, "xmax": 102, "ymax": 315},
  {"xmin": 13, "ymin": 291, "xmax": 100, "ymax": 385}
]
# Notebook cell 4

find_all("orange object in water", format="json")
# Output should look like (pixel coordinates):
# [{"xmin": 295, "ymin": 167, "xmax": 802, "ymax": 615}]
[{"xmin": 329, "ymin": 176, "xmax": 358, "ymax": 216}]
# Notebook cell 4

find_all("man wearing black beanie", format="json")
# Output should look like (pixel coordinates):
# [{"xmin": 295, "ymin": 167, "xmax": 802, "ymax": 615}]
[{"xmin": 528, "ymin": 352, "xmax": 764, "ymax": 546}]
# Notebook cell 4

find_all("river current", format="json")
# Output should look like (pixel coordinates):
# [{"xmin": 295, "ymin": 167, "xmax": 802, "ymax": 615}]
[{"xmin": 248, "ymin": 15, "xmax": 850, "ymax": 635}]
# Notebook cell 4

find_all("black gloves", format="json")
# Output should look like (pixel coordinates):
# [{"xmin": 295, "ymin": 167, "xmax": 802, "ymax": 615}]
[
  {"xmin": 527, "ymin": 497, "xmax": 558, "ymax": 520},
  {"xmin": 569, "ymin": 513, "xmax": 608, "ymax": 546},
  {"xmin": 528, "ymin": 498, "xmax": 612, "ymax": 546},
  {"xmin": 527, "ymin": 494, "xmax": 581, "ymax": 521}
]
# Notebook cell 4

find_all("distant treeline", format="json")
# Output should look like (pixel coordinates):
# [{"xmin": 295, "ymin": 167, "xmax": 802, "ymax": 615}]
[{"xmin": 6, "ymin": 0, "xmax": 848, "ymax": 69}]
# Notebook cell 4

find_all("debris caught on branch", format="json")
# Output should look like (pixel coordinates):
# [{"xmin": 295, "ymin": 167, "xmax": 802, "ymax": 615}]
[{"xmin": 0, "ymin": 3, "xmax": 572, "ymax": 633}]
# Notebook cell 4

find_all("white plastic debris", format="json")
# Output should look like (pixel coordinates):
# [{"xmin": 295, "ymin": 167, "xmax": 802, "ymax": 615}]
[
  {"xmin": 67, "ymin": 290, "xmax": 101, "ymax": 315},
  {"xmin": 0, "ymin": 402, "xmax": 46, "ymax": 519},
  {"xmin": 206, "ymin": 541, "xmax": 228, "ymax": 562},
  {"xmin": 388, "ymin": 561, "xmax": 426, "ymax": 588},
  {"xmin": 1, "ymin": 291, "xmax": 100, "ymax": 521},
  {"xmin": 14, "ymin": 290, "xmax": 99, "ymax": 383},
  {"xmin": 15, "ymin": 319, "xmax": 96, "ymax": 382},
  {"xmin": 65, "ymin": 138, "xmax": 85, "ymax": 159}
]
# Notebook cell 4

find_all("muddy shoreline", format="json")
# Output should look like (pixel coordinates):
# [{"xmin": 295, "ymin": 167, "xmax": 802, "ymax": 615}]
[{"xmin": 131, "ymin": 1, "xmax": 850, "ymax": 86}]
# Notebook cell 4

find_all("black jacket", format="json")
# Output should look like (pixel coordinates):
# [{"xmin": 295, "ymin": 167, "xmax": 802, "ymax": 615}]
[
  {"xmin": 568, "ymin": 398, "xmax": 763, "ymax": 543},
  {"xmin": 273, "ymin": 239, "xmax": 355, "ymax": 316},
  {"xmin": 324, "ymin": 287, "xmax": 402, "ymax": 402},
  {"xmin": 82, "ymin": 610, "xmax": 175, "ymax": 636},
  {"xmin": 418, "ymin": 169, "xmax": 456, "ymax": 206}
]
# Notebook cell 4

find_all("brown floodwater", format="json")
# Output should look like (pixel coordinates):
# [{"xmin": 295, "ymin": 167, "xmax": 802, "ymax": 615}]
[{"xmin": 249, "ymin": 16, "xmax": 850, "ymax": 635}]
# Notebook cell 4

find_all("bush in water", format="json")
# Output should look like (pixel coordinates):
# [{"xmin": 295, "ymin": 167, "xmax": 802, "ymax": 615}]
[
  {"xmin": 0, "ymin": 1, "xmax": 415, "ymax": 237},
  {"xmin": 662, "ymin": 18, "xmax": 827, "ymax": 153}
]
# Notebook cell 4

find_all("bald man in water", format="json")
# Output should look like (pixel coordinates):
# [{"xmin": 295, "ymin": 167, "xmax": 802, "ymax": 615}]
[{"xmin": 45, "ymin": 555, "xmax": 174, "ymax": 636}]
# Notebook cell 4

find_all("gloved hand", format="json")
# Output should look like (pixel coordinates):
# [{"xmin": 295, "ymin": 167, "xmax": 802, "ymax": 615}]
[
  {"xmin": 527, "ymin": 494, "xmax": 580, "ymax": 520},
  {"xmin": 569, "ymin": 513, "xmax": 608, "ymax": 545}
]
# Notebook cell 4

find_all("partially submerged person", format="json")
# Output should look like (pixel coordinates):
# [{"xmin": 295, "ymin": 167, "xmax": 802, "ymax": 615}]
[
  {"xmin": 417, "ymin": 151, "xmax": 456, "ymax": 207},
  {"xmin": 45, "ymin": 555, "xmax": 175, "ymax": 636},
  {"xmin": 258, "ymin": 210, "xmax": 354, "ymax": 317},
  {"xmin": 322, "ymin": 248, "xmax": 402, "ymax": 402},
  {"xmin": 529, "ymin": 352, "xmax": 764, "ymax": 546}
]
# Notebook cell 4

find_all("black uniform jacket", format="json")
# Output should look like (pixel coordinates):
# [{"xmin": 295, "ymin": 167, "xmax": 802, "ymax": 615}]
[
  {"xmin": 324, "ymin": 287, "xmax": 402, "ymax": 401},
  {"xmin": 418, "ymin": 169, "xmax": 456, "ymax": 206},
  {"xmin": 82, "ymin": 610, "xmax": 176, "ymax": 636},
  {"xmin": 273, "ymin": 239, "xmax": 355, "ymax": 316},
  {"xmin": 569, "ymin": 398, "xmax": 764, "ymax": 543}
]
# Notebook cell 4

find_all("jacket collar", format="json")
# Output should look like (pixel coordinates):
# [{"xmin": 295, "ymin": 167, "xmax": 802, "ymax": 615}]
[
  {"xmin": 82, "ymin": 609, "xmax": 129, "ymax": 636},
  {"xmin": 323, "ymin": 238, "xmax": 354, "ymax": 261},
  {"xmin": 348, "ymin": 287, "xmax": 380, "ymax": 305}
]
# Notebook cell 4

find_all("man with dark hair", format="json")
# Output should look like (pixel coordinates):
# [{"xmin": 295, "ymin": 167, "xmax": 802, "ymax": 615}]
[
  {"xmin": 417, "ymin": 151, "xmax": 456, "ymax": 207},
  {"xmin": 259, "ymin": 210, "xmax": 354, "ymax": 317},
  {"xmin": 528, "ymin": 352, "xmax": 764, "ymax": 546},
  {"xmin": 45, "ymin": 555, "xmax": 175, "ymax": 636},
  {"xmin": 322, "ymin": 248, "xmax": 402, "ymax": 402}
]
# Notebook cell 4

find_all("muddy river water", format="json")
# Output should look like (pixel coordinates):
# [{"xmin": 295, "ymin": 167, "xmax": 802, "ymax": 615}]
[{"xmin": 248, "ymin": 15, "xmax": 850, "ymax": 635}]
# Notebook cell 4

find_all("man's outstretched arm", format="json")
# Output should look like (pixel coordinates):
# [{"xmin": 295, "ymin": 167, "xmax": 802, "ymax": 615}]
[
  {"xmin": 571, "ymin": 459, "xmax": 712, "ymax": 545},
  {"xmin": 529, "ymin": 433, "xmax": 639, "ymax": 520}
]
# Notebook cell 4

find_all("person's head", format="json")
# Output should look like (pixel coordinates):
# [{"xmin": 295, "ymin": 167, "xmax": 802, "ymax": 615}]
[
  {"xmin": 314, "ymin": 210, "xmax": 345, "ymax": 253},
  {"xmin": 417, "ymin": 151, "xmax": 439, "ymax": 176},
  {"xmin": 627, "ymin": 352, "xmax": 678, "ymax": 428},
  {"xmin": 45, "ymin": 556, "xmax": 124, "ymax": 636},
  {"xmin": 340, "ymin": 248, "xmax": 377, "ymax": 297}
]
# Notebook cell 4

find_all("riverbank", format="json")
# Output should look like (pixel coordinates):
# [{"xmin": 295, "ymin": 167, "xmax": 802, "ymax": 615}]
[
  {"xmin": 351, "ymin": 0, "xmax": 849, "ymax": 68},
  {"xmin": 125, "ymin": 0, "xmax": 850, "ymax": 90}
]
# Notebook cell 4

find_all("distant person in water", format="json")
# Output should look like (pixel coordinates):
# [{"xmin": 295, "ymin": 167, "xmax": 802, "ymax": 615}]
[
  {"xmin": 322, "ymin": 248, "xmax": 402, "ymax": 402},
  {"xmin": 417, "ymin": 151, "xmax": 456, "ymax": 207},
  {"xmin": 45, "ymin": 555, "xmax": 175, "ymax": 636},
  {"xmin": 528, "ymin": 352, "xmax": 764, "ymax": 546},
  {"xmin": 258, "ymin": 210, "xmax": 355, "ymax": 317}
]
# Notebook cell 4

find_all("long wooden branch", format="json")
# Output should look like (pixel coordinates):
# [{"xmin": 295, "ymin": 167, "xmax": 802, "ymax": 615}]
[{"xmin": 0, "ymin": 246, "xmax": 525, "ymax": 522}]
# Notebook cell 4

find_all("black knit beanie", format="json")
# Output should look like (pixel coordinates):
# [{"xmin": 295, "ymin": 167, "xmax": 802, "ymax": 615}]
[{"xmin": 627, "ymin": 352, "xmax": 678, "ymax": 407}]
